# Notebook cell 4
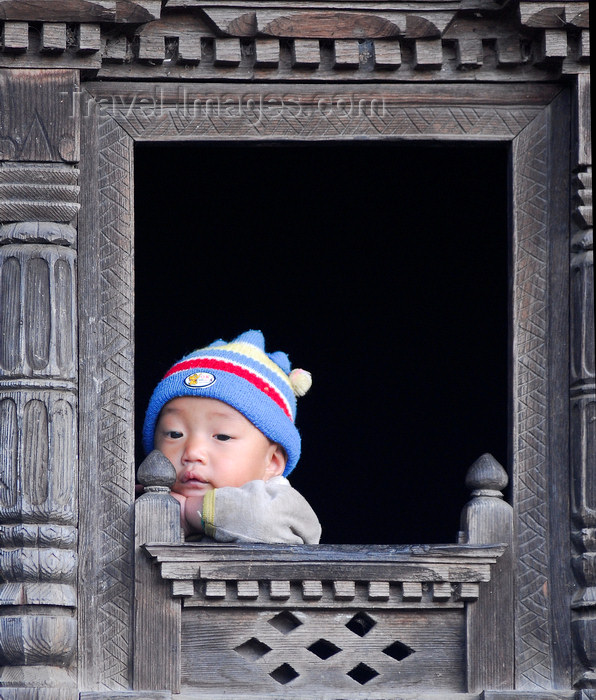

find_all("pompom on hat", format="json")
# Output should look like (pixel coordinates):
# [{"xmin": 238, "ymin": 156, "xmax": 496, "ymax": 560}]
[{"xmin": 142, "ymin": 330, "xmax": 312, "ymax": 476}]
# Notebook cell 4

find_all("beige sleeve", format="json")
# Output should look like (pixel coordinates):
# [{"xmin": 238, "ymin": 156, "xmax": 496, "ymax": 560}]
[{"xmin": 201, "ymin": 477, "xmax": 321, "ymax": 544}]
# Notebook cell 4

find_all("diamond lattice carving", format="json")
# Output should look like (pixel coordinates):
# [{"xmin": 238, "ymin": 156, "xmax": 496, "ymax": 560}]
[
  {"xmin": 308, "ymin": 638, "xmax": 342, "ymax": 660},
  {"xmin": 268, "ymin": 610, "xmax": 303, "ymax": 634},
  {"xmin": 232, "ymin": 609, "xmax": 417, "ymax": 687},
  {"xmin": 234, "ymin": 637, "xmax": 272, "ymax": 660},
  {"xmin": 383, "ymin": 640, "xmax": 415, "ymax": 661},
  {"xmin": 346, "ymin": 611, "xmax": 377, "ymax": 636},
  {"xmin": 347, "ymin": 662, "xmax": 380, "ymax": 684},
  {"xmin": 270, "ymin": 663, "xmax": 300, "ymax": 685}
]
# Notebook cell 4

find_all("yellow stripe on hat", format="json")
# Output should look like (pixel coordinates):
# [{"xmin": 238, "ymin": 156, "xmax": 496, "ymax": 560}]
[
  {"xmin": 221, "ymin": 341, "xmax": 292, "ymax": 386},
  {"xmin": 199, "ymin": 354, "xmax": 294, "ymax": 418}
]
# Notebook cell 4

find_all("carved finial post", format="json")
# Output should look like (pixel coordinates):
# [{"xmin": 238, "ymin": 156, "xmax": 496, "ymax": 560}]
[
  {"xmin": 137, "ymin": 449, "xmax": 179, "ymax": 494},
  {"xmin": 134, "ymin": 450, "xmax": 182, "ymax": 692},
  {"xmin": 460, "ymin": 453, "xmax": 514, "ymax": 692}
]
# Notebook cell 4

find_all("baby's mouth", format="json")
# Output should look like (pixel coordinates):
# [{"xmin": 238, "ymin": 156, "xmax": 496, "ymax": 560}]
[{"xmin": 181, "ymin": 472, "xmax": 210, "ymax": 490}]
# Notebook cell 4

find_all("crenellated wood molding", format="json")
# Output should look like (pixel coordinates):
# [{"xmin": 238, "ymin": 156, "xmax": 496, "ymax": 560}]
[{"xmin": 0, "ymin": 0, "xmax": 589, "ymax": 77}]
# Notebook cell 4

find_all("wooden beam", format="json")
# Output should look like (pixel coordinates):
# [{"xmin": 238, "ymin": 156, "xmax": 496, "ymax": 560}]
[{"xmin": 0, "ymin": 0, "xmax": 161, "ymax": 22}]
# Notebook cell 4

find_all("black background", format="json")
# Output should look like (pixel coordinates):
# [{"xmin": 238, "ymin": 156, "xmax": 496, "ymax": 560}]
[{"xmin": 134, "ymin": 141, "xmax": 509, "ymax": 544}]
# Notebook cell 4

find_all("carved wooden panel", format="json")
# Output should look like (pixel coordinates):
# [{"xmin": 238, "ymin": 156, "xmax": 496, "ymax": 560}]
[
  {"xmin": 0, "ymin": 389, "xmax": 77, "ymax": 523},
  {"xmin": 78, "ymin": 109, "xmax": 135, "ymax": 691},
  {"xmin": 0, "ymin": 165, "xmax": 79, "ymax": 223},
  {"xmin": 182, "ymin": 607, "xmax": 465, "ymax": 695},
  {"xmin": 0, "ymin": 242, "xmax": 77, "ymax": 380},
  {"xmin": 511, "ymin": 106, "xmax": 552, "ymax": 689},
  {"xmin": 0, "ymin": 68, "xmax": 80, "ymax": 695},
  {"xmin": 570, "ymin": 74, "xmax": 595, "ymax": 690},
  {"xmin": 84, "ymin": 82, "xmax": 554, "ymax": 143},
  {"xmin": 144, "ymin": 540, "xmax": 504, "ymax": 696},
  {"xmin": 511, "ymin": 92, "xmax": 573, "ymax": 689},
  {"xmin": 0, "ymin": 70, "xmax": 79, "ymax": 162}
]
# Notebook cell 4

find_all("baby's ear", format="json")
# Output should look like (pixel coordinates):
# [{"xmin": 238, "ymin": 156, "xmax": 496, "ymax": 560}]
[{"xmin": 265, "ymin": 443, "xmax": 287, "ymax": 479}]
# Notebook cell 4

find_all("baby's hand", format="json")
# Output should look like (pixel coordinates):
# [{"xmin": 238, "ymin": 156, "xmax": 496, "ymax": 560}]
[
  {"xmin": 169, "ymin": 492, "xmax": 204, "ymax": 535},
  {"xmin": 169, "ymin": 492, "xmax": 190, "ymax": 534},
  {"xmin": 184, "ymin": 496, "xmax": 205, "ymax": 534}
]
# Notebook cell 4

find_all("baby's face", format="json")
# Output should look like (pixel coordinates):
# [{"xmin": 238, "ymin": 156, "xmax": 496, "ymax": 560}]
[{"xmin": 155, "ymin": 396, "xmax": 285, "ymax": 498}]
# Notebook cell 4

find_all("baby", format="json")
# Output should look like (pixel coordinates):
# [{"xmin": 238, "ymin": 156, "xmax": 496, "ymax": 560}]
[{"xmin": 142, "ymin": 330, "xmax": 321, "ymax": 544}]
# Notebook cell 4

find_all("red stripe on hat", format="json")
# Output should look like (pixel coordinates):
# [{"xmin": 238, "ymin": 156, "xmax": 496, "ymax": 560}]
[{"xmin": 164, "ymin": 357, "xmax": 292, "ymax": 420}]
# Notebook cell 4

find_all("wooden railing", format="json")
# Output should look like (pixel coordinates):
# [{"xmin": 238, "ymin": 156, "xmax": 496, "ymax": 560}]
[{"xmin": 133, "ymin": 452, "xmax": 513, "ymax": 698}]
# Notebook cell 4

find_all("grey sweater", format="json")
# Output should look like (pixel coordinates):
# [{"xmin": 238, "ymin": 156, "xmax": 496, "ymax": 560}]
[{"xmin": 199, "ymin": 476, "xmax": 321, "ymax": 544}]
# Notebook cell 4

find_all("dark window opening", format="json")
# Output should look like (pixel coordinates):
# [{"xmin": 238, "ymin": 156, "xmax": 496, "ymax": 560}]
[{"xmin": 134, "ymin": 142, "xmax": 508, "ymax": 545}]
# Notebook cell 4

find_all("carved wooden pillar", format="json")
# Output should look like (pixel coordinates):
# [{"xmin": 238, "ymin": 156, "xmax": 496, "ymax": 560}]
[
  {"xmin": 571, "ymin": 73, "xmax": 595, "ymax": 691},
  {"xmin": 0, "ymin": 70, "xmax": 80, "ymax": 697}
]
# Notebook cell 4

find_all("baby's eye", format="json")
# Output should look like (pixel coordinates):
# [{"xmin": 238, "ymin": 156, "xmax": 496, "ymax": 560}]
[
  {"xmin": 166, "ymin": 430, "xmax": 183, "ymax": 439},
  {"xmin": 214, "ymin": 434, "xmax": 232, "ymax": 441}
]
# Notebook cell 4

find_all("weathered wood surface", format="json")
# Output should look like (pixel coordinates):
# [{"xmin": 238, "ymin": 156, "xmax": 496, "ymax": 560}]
[
  {"xmin": 173, "ymin": 694, "xmax": 579, "ymax": 700},
  {"xmin": 0, "ymin": 21, "xmax": 103, "ymax": 69},
  {"xmin": 135, "ymin": 445, "xmax": 505, "ymax": 696},
  {"xmin": 0, "ymin": 70, "xmax": 79, "ymax": 694},
  {"xmin": 99, "ymin": 2, "xmax": 587, "ymax": 80},
  {"xmin": 134, "ymin": 451, "xmax": 182, "ymax": 693},
  {"xmin": 146, "ymin": 542, "xmax": 505, "ymax": 585},
  {"xmin": 2, "ymin": 3, "xmax": 585, "ymax": 77},
  {"xmin": 83, "ymin": 81, "xmax": 558, "ymax": 144},
  {"xmin": 78, "ymin": 692, "xmax": 583, "ymax": 700},
  {"xmin": 481, "ymin": 693, "xmax": 579, "ymax": 700},
  {"xmin": 146, "ymin": 545, "xmax": 503, "ymax": 611},
  {"xmin": 180, "ymin": 579, "xmax": 484, "ymax": 610},
  {"xmin": 0, "ymin": 70, "xmax": 79, "ymax": 162},
  {"xmin": 0, "ymin": 242, "xmax": 77, "ymax": 378},
  {"xmin": 0, "ymin": 3, "xmax": 587, "ymax": 698},
  {"xmin": 0, "ymin": 0, "xmax": 589, "ymax": 78},
  {"xmin": 0, "ymin": 0, "xmax": 161, "ymax": 22},
  {"xmin": 86, "ymin": 80, "xmax": 561, "ymax": 108},
  {"xmin": 77, "ymin": 79, "xmax": 586, "ymax": 697},
  {"xmin": 77, "ymin": 90, "xmax": 136, "ymax": 692},
  {"xmin": 570, "ymin": 73, "xmax": 595, "ymax": 691},
  {"xmin": 181, "ymin": 607, "xmax": 466, "ymax": 695},
  {"xmin": 175, "ymin": 695, "xmax": 480, "ymax": 700},
  {"xmin": 511, "ymin": 89, "xmax": 573, "ymax": 690},
  {"xmin": 142, "ymin": 543, "xmax": 502, "ymax": 693},
  {"xmin": 81, "ymin": 693, "xmax": 172, "ymax": 699},
  {"xmin": 95, "ymin": 15, "xmax": 588, "ymax": 82},
  {"xmin": 147, "ymin": 541, "xmax": 506, "ymax": 562},
  {"xmin": 459, "ymin": 454, "xmax": 514, "ymax": 691},
  {"xmin": 0, "ymin": 691, "xmax": 79, "ymax": 700}
]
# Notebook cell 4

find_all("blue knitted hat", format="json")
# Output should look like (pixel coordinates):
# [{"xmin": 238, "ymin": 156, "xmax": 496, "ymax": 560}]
[{"xmin": 142, "ymin": 330, "xmax": 312, "ymax": 476}]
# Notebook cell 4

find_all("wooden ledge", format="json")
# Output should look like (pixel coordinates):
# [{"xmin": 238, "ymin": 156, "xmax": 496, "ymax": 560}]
[
  {"xmin": 142, "ymin": 542, "xmax": 506, "ymax": 607},
  {"xmin": 144, "ymin": 541, "xmax": 506, "ymax": 563}
]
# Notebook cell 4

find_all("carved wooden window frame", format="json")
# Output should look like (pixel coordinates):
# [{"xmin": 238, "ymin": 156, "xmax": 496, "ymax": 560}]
[{"xmin": 75, "ymin": 79, "xmax": 576, "ymax": 691}]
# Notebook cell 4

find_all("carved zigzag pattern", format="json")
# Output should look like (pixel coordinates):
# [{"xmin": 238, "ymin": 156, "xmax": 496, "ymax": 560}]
[
  {"xmin": 96, "ymin": 115, "xmax": 135, "ymax": 690},
  {"xmin": 513, "ymin": 111, "xmax": 552, "ymax": 689},
  {"xmin": 110, "ymin": 104, "xmax": 541, "ymax": 141}
]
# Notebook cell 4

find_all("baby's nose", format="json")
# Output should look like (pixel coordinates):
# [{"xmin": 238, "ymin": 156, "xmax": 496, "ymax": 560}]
[{"xmin": 182, "ymin": 435, "xmax": 208, "ymax": 462}]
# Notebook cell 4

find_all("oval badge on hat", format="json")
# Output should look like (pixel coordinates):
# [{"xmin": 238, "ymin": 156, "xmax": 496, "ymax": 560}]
[{"xmin": 184, "ymin": 371, "xmax": 216, "ymax": 388}]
